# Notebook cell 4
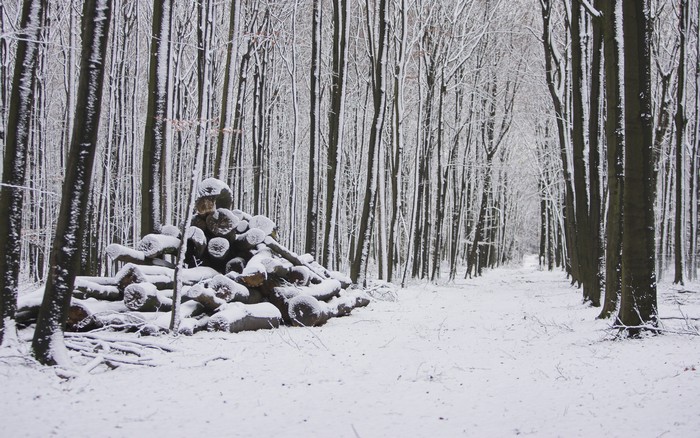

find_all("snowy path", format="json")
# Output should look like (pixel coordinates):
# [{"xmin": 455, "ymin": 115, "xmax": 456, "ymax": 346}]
[{"xmin": 2, "ymin": 256, "xmax": 699, "ymax": 437}]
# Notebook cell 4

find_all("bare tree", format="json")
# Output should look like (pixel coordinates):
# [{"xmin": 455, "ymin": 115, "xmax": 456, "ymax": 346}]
[
  {"xmin": 617, "ymin": 0, "xmax": 658, "ymax": 336},
  {"xmin": 141, "ymin": 0, "xmax": 173, "ymax": 236},
  {"xmin": 322, "ymin": 0, "xmax": 350, "ymax": 269},
  {"xmin": 599, "ymin": 0, "xmax": 624, "ymax": 319},
  {"xmin": 32, "ymin": 0, "xmax": 112, "ymax": 365},
  {"xmin": 350, "ymin": 0, "xmax": 389, "ymax": 285},
  {"xmin": 0, "ymin": 0, "xmax": 46, "ymax": 346},
  {"xmin": 673, "ymin": 0, "xmax": 689, "ymax": 285}
]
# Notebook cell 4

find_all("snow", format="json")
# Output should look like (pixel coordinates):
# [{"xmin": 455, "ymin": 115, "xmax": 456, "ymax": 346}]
[{"xmin": 2, "ymin": 255, "xmax": 699, "ymax": 437}]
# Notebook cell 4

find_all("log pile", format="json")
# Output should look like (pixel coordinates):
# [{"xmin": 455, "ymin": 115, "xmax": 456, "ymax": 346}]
[{"xmin": 17, "ymin": 178, "xmax": 369, "ymax": 336}]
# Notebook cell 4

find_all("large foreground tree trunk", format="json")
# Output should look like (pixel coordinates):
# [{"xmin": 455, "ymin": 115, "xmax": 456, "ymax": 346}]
[
  {"xmin": 32, "ymin": 0, "xmax": 112, "ymax": 365},
  {"xmin": 617, "ymin": 0, "xmax": 658, "ymax": 335},
  {"xmin": 0, "ymin": 0, "xmax": 47, "ymax": 346}
]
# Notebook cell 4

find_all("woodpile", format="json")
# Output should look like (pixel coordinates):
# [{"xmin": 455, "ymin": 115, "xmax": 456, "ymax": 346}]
[{"xmin": 17, "ymin": 178, "xmax": 369, "ymax": 336}]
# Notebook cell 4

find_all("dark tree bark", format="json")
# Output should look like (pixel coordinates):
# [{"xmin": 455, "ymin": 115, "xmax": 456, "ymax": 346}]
[
  {"xmin": 617, "ymin": 0, "xmax": 658, "ymax": 335},
  {"xmin": 322, "ymin": 0, "xmax": 350, "ymax": 269},
  {"xmin": 214, "ymin": 0, "xmax": 242, "ymax": 180},
  {"xmin": 141, "ymin": 0, "xmax": 172, "ymax": 236},
  {"xmin": 350, "ymin": 0, "xmax": 388, "ymax": 285},
  {"xmin": 32, "ymin": 0, "xmax": 112, "ymax": 365},
  {"xmin": 0, "ymin": 0, "xmax": 46, "ymax": 346},
  {"xmin": 587, "ymin": 2, "xmax": 604, "ymax": 307},
  {"xmin": 673, "ymin": 0, "xmax": 688, "ymax": 285},
  {"xmin": 570, "ymin": 0, "xmax": 596, "ymax": 305},
  {"xmin": 388, "ymin": 0, "xmax": 407, "ymax": 282},
  {"xmin": 305, "ymin": 0, "xmax": 322, "ymax": 256},
  {"xmin": 599, "ymin": 0, "xmax": 624, "ymax": 319}
]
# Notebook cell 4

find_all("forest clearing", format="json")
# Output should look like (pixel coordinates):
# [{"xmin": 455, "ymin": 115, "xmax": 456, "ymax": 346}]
[{"xmin": 1, "ymin": 255, "xmax": 699, "ymax": 437}]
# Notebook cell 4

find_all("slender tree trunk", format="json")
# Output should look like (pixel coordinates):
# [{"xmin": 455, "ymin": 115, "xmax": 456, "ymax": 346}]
[
  {"xmin": 617, "ymin": 0, "xmax": 658, "ymax": 336},
  {"xmin": 540, "ymin": 0, "xmax": 580, "ymax": 285},
  {"xmin": 599, "ymin": 0, "xmax": 624, "ymax": 319},
  {"xmin": 32, "ymin": 0, "xmax": 112, "ymax": 365},
  {"xmin": 0, "ymin": 0, "xmax": 46, "ymax": 346},
  {"xmin": 141, "ymin": 0, "xmax": 172, "ymax": 236},
  {"xmin": 214, "ymin": 0, "xmax": 241, "ymax": 181},
  {"xmin": 673, "ymin": 0, "xmax": 688, "ymax": 285},
  {"xmin": 350, "ymin": 0, "xmax": 388, "ymax": 285},
  {"xmin": 688, "ymin": 2, "xmax": 700, "ymax": 281},
  {"xmin": 322, "ymin": 0, "xmax": 349, "ymax": 269},
  {"xmin": 305, "ymin": 0, "xmax": 322, "ymax": 256}
]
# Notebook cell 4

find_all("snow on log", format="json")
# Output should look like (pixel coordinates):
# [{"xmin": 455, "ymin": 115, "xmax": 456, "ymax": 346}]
[
  {"xmin": 286, "ymin": 266, "xmax": 312, "ymax": 286},
  {"xmin": 160, "ymin": 224, "xmax": 182, "ymax": 238},
  {"xmin": 67, "ymin": 299, "xmax": 129, "ymax": 331},
  {"xmin": 185, "ymin": 226, "xmax": 207, "ymax": 259},
  {"xmin": 287, "ymin": 295, "xmax": 330, "ymax": 327},
  {"xmin": 249, "ymin": 215, "xmax": 276, "ymax": 236},
  {"xmin": 179, "ymin": 266, "xmax": 220, "ymax": 284},
  {"xmin": 239, "ymin": 248, "xmax": 272, "ymax": 287},
  {"xmin": 115, "ymin": 264, "xmax": 218, "ymax": 291},
  {"xmin": 105, "ymin": 243, "xmax": 146, "ymax": 264},
  {"xmin": 115, "ymin": 263, "xmax": 174, "ymax": 291},
  {"xmin": 123, "ymin": 282, "xmax": 173, "ymax": 312},
  {"xmin": 73, "ymin": 277, "xmax": 121, "ymax": 301},
  {"xmin": 137, "ymin": 234, "xmax": 181, "ymax": 258},
  {"xmin": 207, "ymin": 237, "xmax": 230, "ymax": 260},
  {"xmin": 178, "ymin": 315, "xmax": 210, "ymax": 336},
  {"xmin": 195, "ymin": 178, "xmax": 233, "ymax": 215},
  {"xmin": 233, "ymin": 227, "xmax": 266, "ymax": 249},
  {"xmin": 302, "ymin": 279, "xmax": 342, "ymax": 302},
  {"xmin": 261, "ymin": 257, "xmax": 292, "ymax": 277},
  {"xmin": 235, "ymin": 219, "xmax": 249, "ymax": 233},
  {"xmin": 263, "ymin": 236, "xmax": 325, "ymax": 284},
  {"xmin": 185, "ymin": 284, "xmax": 226, "ymax": 312},
  {"xmin": 207, "ymin": 302, "xmax": 281, "ymax": 333},
  {"xmin": 84, "ymin": 300, "xmax": 204, "ymax": 334},
  {"xmin": 321, "ymin": 267, "xmax": 352, "ymax": 289},
  {"xmin": 207, "ymin": 274, "xmax": 251, "ymax": 303},
  {"xmin": 232, "ymin": 209, "xmax": 253, "ymax": 222},
  {"xmin": 15, "ymin": 288, "xmax": 47, "ymax": 325},
  {"xmin": 206, "ymin": 208, "xmax": 239, "ymax": 236},
  {"xmin": 326, "ymin": 290, "xmax": 371, "ymax": 317}
]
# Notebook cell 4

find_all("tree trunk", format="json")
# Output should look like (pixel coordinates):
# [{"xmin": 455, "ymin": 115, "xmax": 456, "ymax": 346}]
[
  {"xmin": 570, "ymin": 0, "xmax": 595, "ymax": 305},
  {"xmin": 141, "ymin": 0, "xmax": 172, "ymax": 236},
  {"xmin": 322, "ymin": 0, "xmax": 350, "ymax": 269},
  {"xmin": 350, "ymin": 0, "xmax": 388, "ymax": 286},
  {"xmin": 673, "ymin": 0, "xmax": 688, "ymax": 285},
  {"xmin": 599, "ymin": 0, "xmax": 624, "ymax": 319},
  {"xmin": 0, "ymin": 0, "xmax": 46, "ymax": 346},
  {"xmin": 32, "ymin": 0, "xmax": 112, "ymax": 365},
  {"xmin": 587, "ymin": 3, "xmax": 603, "ymax": 307},
  {"xmin": 617, "ymin": 0, "xmax": 658, "ymax": 335},
  {"xmin": 214, "ymin": 0, "xmax": 242, "ymax": 181},
  {"xmin": 305, "ymin": 0, "xmax": 322, "ymax": 257}
]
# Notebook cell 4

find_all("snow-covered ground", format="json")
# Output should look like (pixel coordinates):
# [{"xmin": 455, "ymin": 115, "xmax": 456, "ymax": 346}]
[{"xmin": 1, "ymin": 255, "xmax": 699, "ymax": 437}]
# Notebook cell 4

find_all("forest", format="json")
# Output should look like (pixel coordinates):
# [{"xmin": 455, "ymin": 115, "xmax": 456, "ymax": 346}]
[
  {"xmin": 1, "ymin": 0, "xmax": 700, "ymax": 435},
  {"xmin": 0, "ymin": 0, "xmax": 698, "ymax": 372}
]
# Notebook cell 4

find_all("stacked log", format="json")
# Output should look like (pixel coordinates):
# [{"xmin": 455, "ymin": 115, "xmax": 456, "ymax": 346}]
[{"xmin": 17, "ymin": 178, "xmax": 369, "ymax": 336}]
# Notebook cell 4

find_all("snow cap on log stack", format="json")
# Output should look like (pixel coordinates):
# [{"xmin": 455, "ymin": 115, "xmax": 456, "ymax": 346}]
[{"xmin": 195, "ymin": 178, "xmax": 232, "ymax": 215}]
